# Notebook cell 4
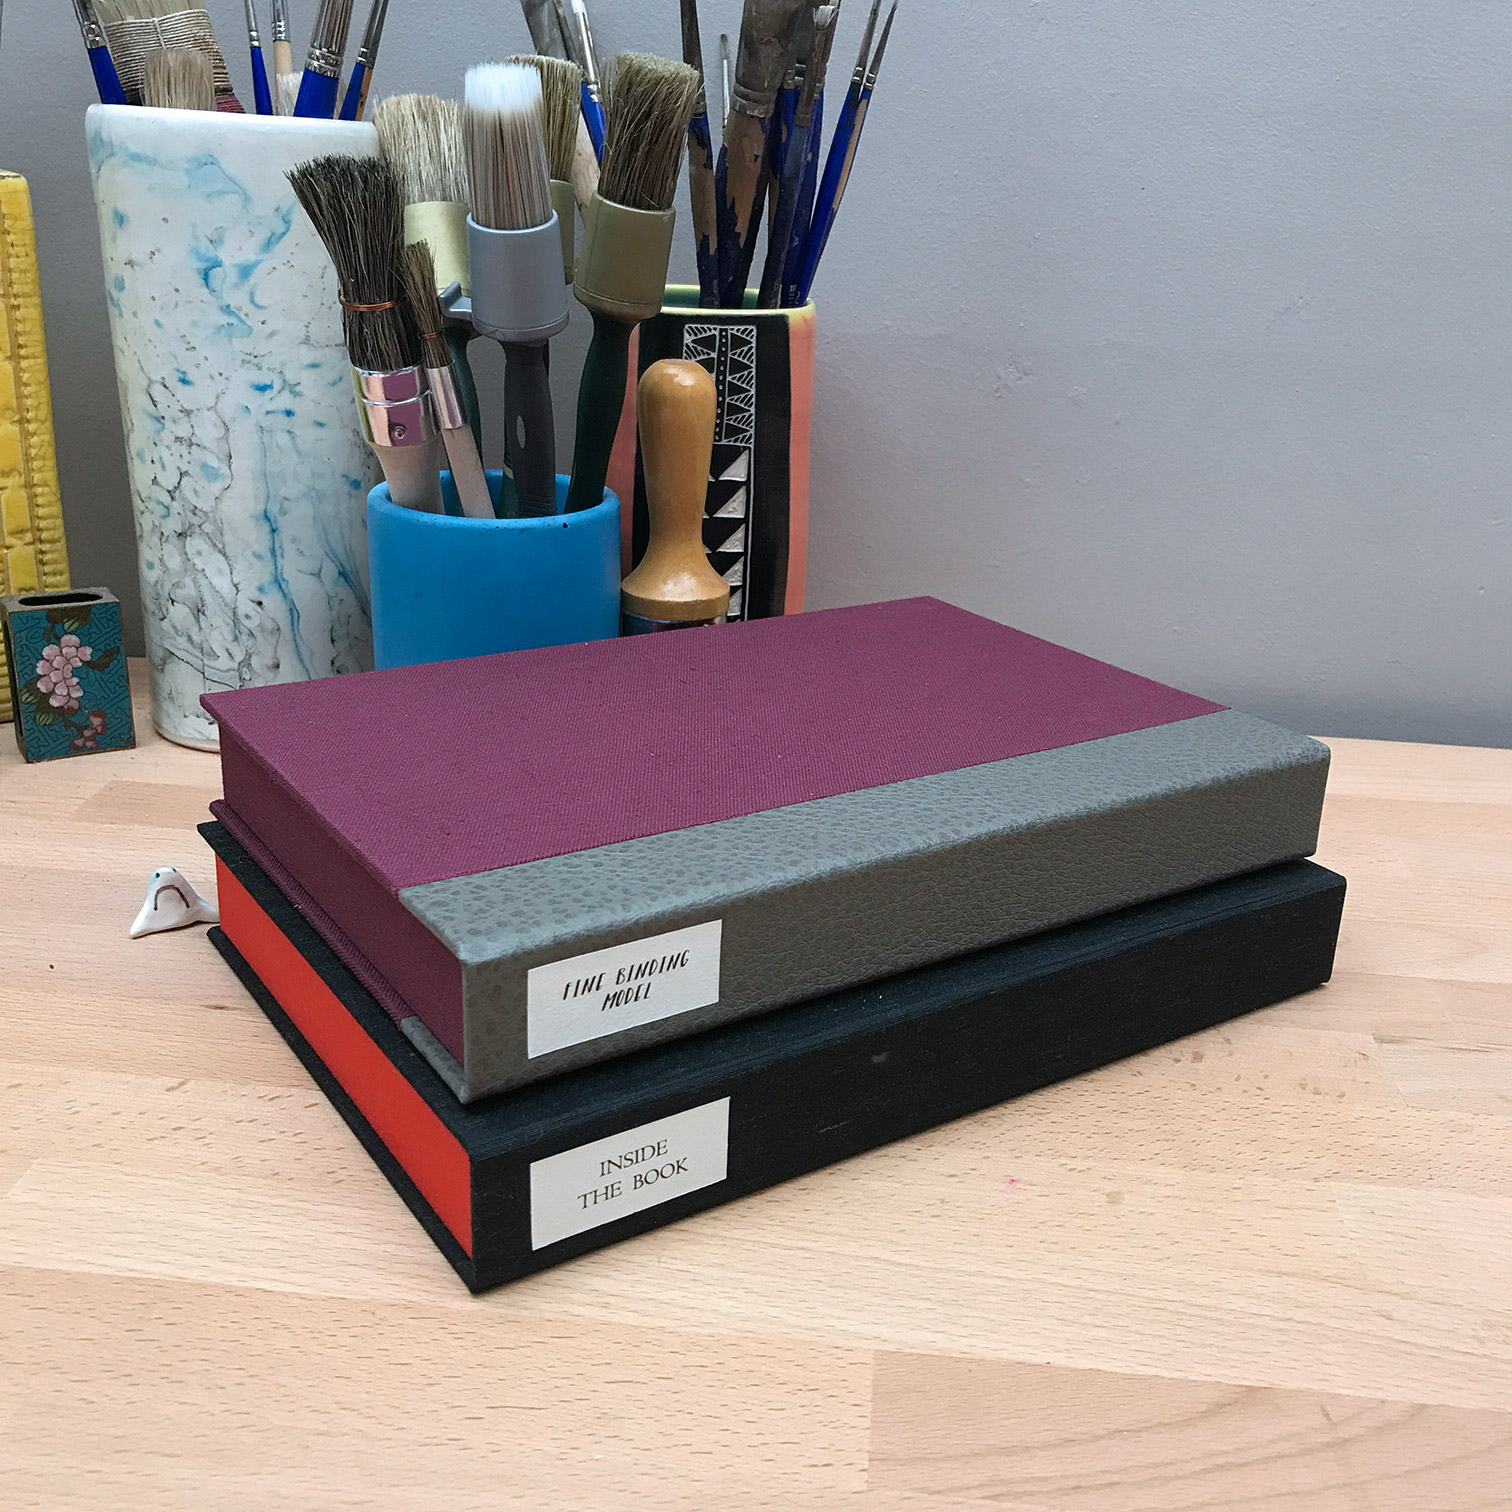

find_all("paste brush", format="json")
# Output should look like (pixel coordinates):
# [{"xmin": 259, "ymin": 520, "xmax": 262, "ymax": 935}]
[
  {"xmin": 288, "ymin": 154, "xmax": 445, "ymax": 515},
  {"xmin": 463, "ymin": 62, "xmax": 569, "ymax": 517},
  {"xmin": 399, "ymin": 242, "xmax": 494, "ymax": 520},
  {"xmin": 564, "ymin": 51, "xmax": 702, "ymax": 515},
  {"xmin": 373, "ymin": 93, "xmax": 483, "ymax": 452}
]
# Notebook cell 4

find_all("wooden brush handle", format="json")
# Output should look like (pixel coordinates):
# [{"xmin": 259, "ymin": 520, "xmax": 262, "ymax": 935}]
[{"xmin": 621, "ymin": 360, "xmax": 730, "ymax": 624}]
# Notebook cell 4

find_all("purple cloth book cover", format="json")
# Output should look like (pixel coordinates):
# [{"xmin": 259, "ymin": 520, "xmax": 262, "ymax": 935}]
[{"xmin": 203, "ymin": 597, "xmax": 1329, "ymax": 1101}]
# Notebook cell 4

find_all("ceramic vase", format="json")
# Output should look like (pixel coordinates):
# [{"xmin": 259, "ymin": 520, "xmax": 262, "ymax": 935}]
[
  {"xmin": 612, "ymin": 288, "xmax": 815, "ymax": 622},
  {"xmin": 86, "ymin": 105, "xmax": 381, "ymax": 749}
]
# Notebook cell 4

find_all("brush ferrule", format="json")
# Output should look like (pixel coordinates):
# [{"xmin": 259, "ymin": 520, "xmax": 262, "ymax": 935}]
[
  {"xmin": 466, "ymin": 214, "xmax": 570, "ymax": 345},
  {"xmin": 72, "ymin": 0, "xmax": 107, "ymax": 49},
  {"xmin": 731, "ymin": 0, "xmax": 807, "ymax": 116},
  {"xmin": 271, "ymin": 0, "xmax": 291, "ymax": 43},
  {"xmin": 573, "ymin": 195, "xmax": 676, "ymax": 323},
  {"xmin": 551, "ymin": 179, "xmax": 577, "ymax": 282},
  {"xmin": 404, "ymin": 201, "xmax": 470, "ymax": 299},
  {"xmin": 353, "ymin": 367, "xmax": 439, "ymax": 448},
  {"xmin": 304, "ymin": 43, "xmax": 343, "ymax": 78},
  {"xmin": 424, "ymin": 365, "xmax": 467, "ymax": 432}
]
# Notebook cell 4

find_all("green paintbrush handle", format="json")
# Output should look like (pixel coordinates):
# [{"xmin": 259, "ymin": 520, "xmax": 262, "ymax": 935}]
[
  {"xmin": 444, "ymin": 326, "xmax": 482, "ymax": 454},
  {"xmin": 564, "ymin": 310, "xmax": 631, "ymax": 514}
]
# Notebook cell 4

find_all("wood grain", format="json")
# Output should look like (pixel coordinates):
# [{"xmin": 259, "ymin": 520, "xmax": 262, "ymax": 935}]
[{"xmin": 1, "ymin": 666, "xmax": 1509, "ymax": 1508}]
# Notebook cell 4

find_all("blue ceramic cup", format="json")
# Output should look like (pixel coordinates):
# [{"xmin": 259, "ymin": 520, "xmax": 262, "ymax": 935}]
[{"xmin": 368, "ymin": 473, "xmax": 621, "ymax": 670}]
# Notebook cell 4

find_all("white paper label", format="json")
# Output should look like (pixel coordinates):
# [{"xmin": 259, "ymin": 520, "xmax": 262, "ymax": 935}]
[
  {"xmin": 526, "ymin": 919, "xmax": 723, "ymax": 1059},
  {"xmin": 529, "ymin": 1098, "xmax": 731, "ymax": 1249}
]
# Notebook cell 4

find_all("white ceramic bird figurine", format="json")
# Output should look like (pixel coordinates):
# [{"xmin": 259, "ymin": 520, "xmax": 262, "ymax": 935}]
[{"xmin": 130, "ymin": 867, "xmax": 220, "ymax": 939}]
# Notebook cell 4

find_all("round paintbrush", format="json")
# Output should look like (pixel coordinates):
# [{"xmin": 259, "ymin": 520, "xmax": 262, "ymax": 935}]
[
  {"xmin": 399, "ymin": 243, "xmax": 496, "ymax": 521},
  {"xmin": 373, "ymin": 93, "xmax": 483, "ymax": 453},
  {"xmin": 287, "ymin": 154, "xmax": 445, "ymax": 515},
  {"xmin": 510, "ymin": 53, "xmax": 584, "ymax": 283},
  {"xmin": 564, "ymin": 51, "xmax": 701, "ymax": 515},
  {"xmin": 141, "ymin": 44, "xmax": 214, "ymax": 110},
  {"xmin": 464, "ymin": 62, "xmax": 569, "ymax": 518}
]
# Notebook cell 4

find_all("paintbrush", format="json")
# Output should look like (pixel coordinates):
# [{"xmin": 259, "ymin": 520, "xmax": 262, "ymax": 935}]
[
  {"xmin": 288, "ymin": 154, "xmax": 445, "ymax": 515},
  {"xmin": 142, "ymin": 44, "xmax": 214, "ymax": 109},
  {"xmin": 759, "ymin": 8, "xmax": 835, "ymax": 307},
  {"xmin": 564, "ymin": 0, "xmax": 606, "ymax": 161},
  {"xmin": 463, "ymin": 62, "xmax": 569, "ymax": 518},
  {"xmin": 339, "ymin": 0, "xmax": 387, "ymax": 121},
  {"xmin": 372, "ymin": 93, "xmax": 483, "ymax": 456},
  {"xmin": 715, "ymin": 0, "xmax": 807, "ymax": 307},
  {"xmin": 243, "ymin": 0, "xmax": 272, "ymax": 114},
  {"xmin": 719, "ymin": 32, "xmax": 731, "ymax": 130},
  {"xmin": 293, "ymin": 0, "xmax": 353, "ymax": 118},
  {"xmin": 511, "ymin": 54, "xmax": 585, "ymax": 284},
  {"xmin": 564, "ymin": 51, "xmax": 701, "ymax": 515},
  {"xmin": 796, "ymin": 0, "xmax": 894, "ymax": 303},
  {"xmin": 70, "ymin": 0, "xmax": 129, "ymax": 103},
  {"xmin": 399, "ymin": 242, "xmax": 494, "ymax": 520},
  {"xmin": 620, "ymin": 360, "xmax": 729, "ymax": 633},
  {"xmin": 532, "ymin": 0, "xmax": 601, "ymax": 199},
  {"xmin": 271, "ymin": 0, "xmax": 297, "ymax": 112},
  {"xmin": 519, "ymin": 0, "xmax": 568, "ymax": 57},
  {"xmin": 680, "ymin": 0, "xmax": 719, "ymax": 308},
  {"xmin": 95, "ymin": 0, "xmax": 241, "ymax": 109},
  {"xmin": 781, "ymin": 5, "xmax": 838, "ymax": 304}
]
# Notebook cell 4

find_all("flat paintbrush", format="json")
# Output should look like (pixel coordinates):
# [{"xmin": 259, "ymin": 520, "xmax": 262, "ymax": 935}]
[
  {"xmin": 288, "ymin": 154, "xmax": 445, "ymax": 515},
  {"xmin": 399, "ymin": 243, "xmax": 494, "ymax": 520},
  {"xmin": 715, "ymin": 0, "xmax": 806, "ymax": 306},
  {"xmin": 463, "ymin": 62, "xmax": 569, "ymax": 518},
  {"xmin": 796, "ymin": 0, "xmax": 894, "ymax": 303},
  {"xmin": 142, "ymin": 44, "xmax": 214, "ymax": 109},
  {"xmin": 293, "ymin": 0, "xmax": 353, "ymax": 118},
  {"xmin": 564, "ymin": 51, "xmax": 701, "ymax": 515},
  {"xmin": 680, "ymin": 0, "xmax": 720, "ymax": 308},
  {"xmin": 373, "ymin": 93, "xmax": 484, "ymax": 457}
]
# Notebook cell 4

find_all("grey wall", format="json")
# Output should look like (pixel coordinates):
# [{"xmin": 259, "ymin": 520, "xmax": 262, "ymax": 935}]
[{"xmin": 3, "ymin": 0, "xmax": 1508, "ymax": 744}]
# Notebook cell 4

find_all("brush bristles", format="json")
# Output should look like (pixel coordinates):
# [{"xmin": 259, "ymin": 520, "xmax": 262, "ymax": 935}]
[
  {"xmin": 508, "ymin": 54, "xmax": 583, "ymax": 183},
  {"xmin": 142, "ymin": 46, "xmax": 214, "ymax": 110},
  {"xmin": 287, "ymin": 155, "xmax": 416, "ymax": 373},
  {"xmin": 95, "ymin": 0, "xmax": 191, "ymax": 24},
  {"xmin": 463, "ymin": 63, "xmax": 553, "ymax": 231},
  {"xmin": 399, "ymin": 243, "xmax": 452, "ymax": 371},
  {"xmin": 600, "ymin": 52, "xmax": 702, "ymax": 213},
  {"xmin": 373, "ymin": 94, "xmax": 468, "ymax": 206}
]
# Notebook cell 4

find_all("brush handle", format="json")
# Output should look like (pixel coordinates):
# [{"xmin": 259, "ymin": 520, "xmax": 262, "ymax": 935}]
[
  {"xmin": 440, "ymin": 427, "xmax": 495, "ymax": 520},
  {"xmin": 758, "ymin": 111, "xmax": 809, "ymax": 308},
  {"xmin": 87, "ymin": 43, "xmax": 128, "ymax": 106},
  {"xmin": 502, "ymin": 342, "xmax": 558, "ymax": 518},
  {"xmin": 272, "ymin": 38, "xmax": 294, "ymax": 77},
  {"xmin": 444, "ymin": 326, "xmax": 483, "ymax": 455},
  {"xmin": 796, "ymin": 82, "xmax": 859, "ymax": 302},
  {"xmin": 373, "ymin": 437, "xmax": 445, "ymax": 515},
  {"xmin": 293, "ymin": 68, "xmax": 339, "ymax": 119},
  {"xmin": 717, "ymin": 112, "xmax": 770, "ymax": 306},
  {"xmin": 621, "ymin": 360, "xmax": 728, "ymax": 626},
  {"xmin": 564, "ymin": 311, "xmax": 631, "ymax": 514},
  {"xmin": 781, "ymin": 86, "xmax": 822, "ymax": 306},
  {"xmin": 249, "ymin": 43, "xmax": 273, "ymax": 116},
  {"xmin": 580, "ymin": 80, "xmax": 605, "ymax": 164},
  {"xmin": 338, "ymin": 62, "xmax": 366, "ymax": 121},
  {"xmin": 797, "ymin": 89, "xmax": 871, "ymax": 305},
  {"xmin": 687, "ymin": 110, "xmax": 719, "ymax": 308}
]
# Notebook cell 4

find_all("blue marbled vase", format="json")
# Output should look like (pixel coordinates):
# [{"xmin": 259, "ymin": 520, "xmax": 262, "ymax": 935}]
[{"xmin": 87, "ymin": 104, "xmax": 381, "ymax": 749}]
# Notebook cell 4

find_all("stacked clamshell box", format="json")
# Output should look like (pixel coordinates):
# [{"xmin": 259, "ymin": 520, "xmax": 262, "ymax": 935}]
[{"xmin": 201, "ymin": 597, "xmax": 1344, "ymax": 1291}]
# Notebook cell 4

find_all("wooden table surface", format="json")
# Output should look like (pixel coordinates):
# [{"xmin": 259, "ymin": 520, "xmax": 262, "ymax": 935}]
[{"xmin": 2, "ymin": 663, "xmax": 1509, "ymax": 1510}]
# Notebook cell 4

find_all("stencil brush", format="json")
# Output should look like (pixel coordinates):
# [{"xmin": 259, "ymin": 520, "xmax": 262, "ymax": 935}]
[
  {"xmin": 463, "ymin": 62, "xmax": 569, "ymax": 517},
  {"xmin": 70, "ymin": 0, "xmax": 129, "ymax": 103},
  {"xmin": 680, "ymin": 0, "xmax": 720, "ymax": 308},
  {"xmin": 715, "ymin": 0, "xmax": 806, "ymax": 305},
  {"xmin": 796, "ymin": 0, "xmax": 894, "ymax": 302},
  {"xmin": 564, "ymin": 51, "xmax": 701, "ymax": 515},
  {"xmin": 271, "ymin": 0, "xmax": 297, "ymax": 111},
  {"xmin": 142, "ymin": 44, "xmax": 214, "ymax": 109},
  {"xmin": 399, "ymin": 243, "xmax": 494, "ymax": 520},
  {"xmin": 288, "ymin": 155, "xmax": 445, "ymax": 515},
  {"xmin": 373, "ymin": 93, "xmax": 483, "ymax": 453},
  {"xmin": 511, "ymin": 54, "xmax": 584, "ymax": 283},
  {"xmin": 293, "ymin": 0, "xmax": 354, "ymax": 118},
  {"xmin": 339, "ymin": 0, "xmax": 388, "ymax": 121}
]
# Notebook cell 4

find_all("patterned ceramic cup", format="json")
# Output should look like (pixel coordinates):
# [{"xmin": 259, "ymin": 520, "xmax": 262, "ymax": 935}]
[
  {"xmin": 608, "ymin": 288, "xmax": 816, "ymax": 623},
  {"xmin": 86, "ymin": 105, "xmax": 381, "ymax": 750}
]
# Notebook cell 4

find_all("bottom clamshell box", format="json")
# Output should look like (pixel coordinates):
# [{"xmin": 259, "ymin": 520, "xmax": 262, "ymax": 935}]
[{"xmin": 203, "ymin": 820, "xmax": 1345, "ymax": 1293}]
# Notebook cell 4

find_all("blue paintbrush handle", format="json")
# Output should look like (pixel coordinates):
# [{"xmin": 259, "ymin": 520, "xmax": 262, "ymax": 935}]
[
  {"xmin": 293, "ymin": 68, "xmax": 339, "ymax": 119},
  {"xmin": 580, "ymin": 82, "xmax": 605, "ymax": 164},
  {"xmin": 338, "ymin": 62, "xmax": 366, "ymax": 120},
  {"xmin": 249, "ymin": 44, "xmax": 274, "ymax": 115},
  {"xmin": 782, "ymin": 87, "xmax": 823, "ymax": 305},
  {"xmin": 88, "ymin": 43, "xmax": 128, "ymax": 105},
  {"xmin": 796, "ymin": 85, "xmax": 866, "ymax": 305}
]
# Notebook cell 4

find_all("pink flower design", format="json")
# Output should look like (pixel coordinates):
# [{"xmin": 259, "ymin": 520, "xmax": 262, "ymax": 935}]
[{"xmin": 35, "ymin": 643, "xmax": 83, "ymax": 711}]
